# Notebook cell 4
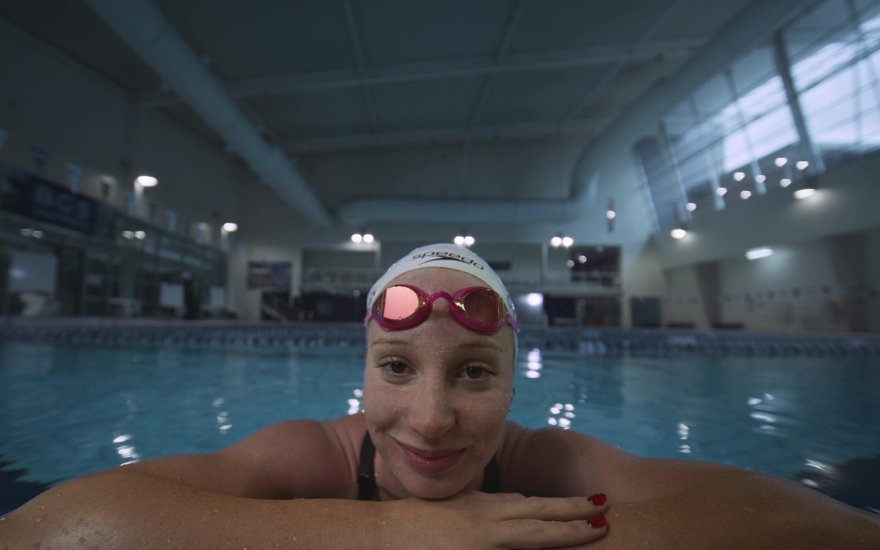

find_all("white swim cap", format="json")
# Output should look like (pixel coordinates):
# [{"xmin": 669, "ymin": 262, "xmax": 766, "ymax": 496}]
[{"xmin": 367, "ymin": 243, "xmax": 518, "ymax": 330}]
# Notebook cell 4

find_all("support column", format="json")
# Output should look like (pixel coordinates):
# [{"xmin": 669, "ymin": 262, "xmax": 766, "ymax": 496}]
[
  {"xmin": 657, "ymin": 121, "xmax": 691, "ymax": 224},
  {"xmin": 688, "ymin": 96, "xmax": 726, "ymax": 211},
  {"xmin": 723, "ymin": 70, "xmax": 766, "ymax": 195},
  {"xmin": 773, "ymin": 31, "xmax": 825, "ymax": 175}
]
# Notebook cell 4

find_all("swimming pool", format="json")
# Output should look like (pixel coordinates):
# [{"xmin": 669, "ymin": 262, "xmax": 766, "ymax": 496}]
[{"xmin": 1, "ymin": 340, "xmax": 878, "ymax": 515}]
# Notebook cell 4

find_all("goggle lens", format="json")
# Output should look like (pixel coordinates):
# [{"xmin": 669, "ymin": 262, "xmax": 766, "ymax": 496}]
[
  {"xmin": 460, "ymin": 288, "xmax": 503, "ymax": 325},
  {"xmin": 378, "ymin": 285, "xmax": 421, "ymax": 321}
]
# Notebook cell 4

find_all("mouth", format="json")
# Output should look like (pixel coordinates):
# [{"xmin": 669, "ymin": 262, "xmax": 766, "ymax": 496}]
[{"xmin": 394, "ymin": 439, "xmax": 464, "ymax": 474}]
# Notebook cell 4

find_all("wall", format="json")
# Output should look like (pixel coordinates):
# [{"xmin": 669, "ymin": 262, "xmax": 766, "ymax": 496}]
[
  {"xmin": 0, "ymin": 16, "xmax": 671, "ymax": 324},
  {"xmin": 655, "ymin": 150, "xmax": 880, "ymax": 333},
  {"xmin": 238, "ymin": 144, "xmax": 668, "ymax": 326},
  {"xmin": 0, "ymin": 17, "xmax": 245, "ymax": 234}
]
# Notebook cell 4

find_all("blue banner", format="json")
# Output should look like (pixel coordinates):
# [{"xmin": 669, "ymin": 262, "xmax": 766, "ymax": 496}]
[{"xmin": 0, "ymin": 162, "xmax": 98, "ymax": 235}]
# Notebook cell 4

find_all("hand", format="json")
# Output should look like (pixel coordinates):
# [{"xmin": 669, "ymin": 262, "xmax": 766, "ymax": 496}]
[{"xmin": 381, "ymin": 491, "xmax": 608, "ymax": 549}]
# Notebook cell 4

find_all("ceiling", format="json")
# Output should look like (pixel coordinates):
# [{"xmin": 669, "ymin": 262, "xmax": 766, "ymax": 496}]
[
  {"xmin": 0, "ymin": 0, "xmax": 754, "ymax": 152},
  {"xmin": 0, "ymin": 0, "xmax": 762, "ymax": 227}
]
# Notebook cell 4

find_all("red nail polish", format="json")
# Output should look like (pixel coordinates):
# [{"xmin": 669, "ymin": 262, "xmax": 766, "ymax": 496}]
[
  {"xmin": 587, "ymin": 493, "xmax": 607, "ymax": 506},
  {"xmin": 587, "ymin": 515, "xmax": 607, "ymax": 529}
]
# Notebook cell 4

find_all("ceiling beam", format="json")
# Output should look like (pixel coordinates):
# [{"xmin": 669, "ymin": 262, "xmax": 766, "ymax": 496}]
[
  {"xmin": 343, "ymin": 0, "xmax": 379, "ymax": 133},
  {"xmin": 286, "ymin": 118, "xmax": 614, "ymax": 154},
  {"xmin": 564, "ymin": 0, "xmax": 691, "ymax": 121},
  {"xmin": 467, "ymin": 0, "xmax": 529, "ymax": 128},
  {"xmin": 139, "ymin": 37, "xmax": 706, "ymax": 106}
]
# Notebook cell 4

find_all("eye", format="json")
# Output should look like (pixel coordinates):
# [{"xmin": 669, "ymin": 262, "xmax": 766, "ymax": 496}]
[
  {"xmin": 388, "ymin": 361, "xmax": 407, "ymax": 374},
  {"xmin": 377, "ymin": 358, "xmax": 412, "ymax": 377},
  {"xmin": 462, "ymin": 365, "xmax": 493, "ymax": 380}
]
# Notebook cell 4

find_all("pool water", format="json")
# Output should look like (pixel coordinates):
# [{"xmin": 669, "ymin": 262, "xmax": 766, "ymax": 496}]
[{"xmin": 1, "ymin": 342, "xmax": 878, "ymax": 514}]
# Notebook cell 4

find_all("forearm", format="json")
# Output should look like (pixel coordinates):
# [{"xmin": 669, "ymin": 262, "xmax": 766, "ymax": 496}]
[
  {"xmin": 594, "ymin": 471, "xmax": 880, "ymax": 549},
  {"xmin": 1, "ymin": 470, "xmax": 384, "ymax": 550}
]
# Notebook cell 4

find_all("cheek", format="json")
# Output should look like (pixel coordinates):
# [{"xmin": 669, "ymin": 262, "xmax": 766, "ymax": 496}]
[
  {"xmin": 362, "ymin": 369, "xmax": 400, "ymax": 430},
  {"xmin": 464, "ymin": 394, "xmax": 510, "ymax": 436}
]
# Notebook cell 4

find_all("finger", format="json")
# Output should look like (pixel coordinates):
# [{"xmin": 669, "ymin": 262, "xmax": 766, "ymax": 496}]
[
  {"xmin": 486, "ymin": 495, "xmax": 608, "ymax": 522},
  {"xmin": 495, "ymin": 516, "xmax": 608, "ymax": 549}
]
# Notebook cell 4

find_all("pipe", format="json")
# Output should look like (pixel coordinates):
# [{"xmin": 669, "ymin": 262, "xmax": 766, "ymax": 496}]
[
  {"xmin": 339, "ymin": 0, "xmax": 814, "ymax": 225},
  {"xmin": 84, "ymin": 0, "xmax": 334, "ymax": 227}
]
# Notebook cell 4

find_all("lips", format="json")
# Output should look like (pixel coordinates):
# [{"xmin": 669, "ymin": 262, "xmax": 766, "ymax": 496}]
[{"xmin": 394, "ymin": 439, "xmax": 464, "ymax": 474}]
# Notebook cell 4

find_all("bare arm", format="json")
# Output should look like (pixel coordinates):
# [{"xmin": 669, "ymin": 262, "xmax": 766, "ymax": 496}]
[
  {"xmin": 1, "ymin": 417, "xmax": 611, "ymax": 550},
  {"xmin": 0, "ymin": 468, "xmax": 385, "ymax": 549},
  {"xmin": 0, "ymin": 418, "xmax": 369, "ymax": 549},
  {"xmin": 502, "ymin": 425, "xmax": 880, "ymax": 548}
]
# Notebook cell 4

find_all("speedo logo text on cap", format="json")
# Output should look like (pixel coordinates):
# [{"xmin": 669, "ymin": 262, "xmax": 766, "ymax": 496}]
[{"xmin": 411, "ymin": 251, "xmax": 485, "ymax": 270}]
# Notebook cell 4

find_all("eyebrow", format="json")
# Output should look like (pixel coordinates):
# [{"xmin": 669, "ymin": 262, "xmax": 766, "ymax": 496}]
[{"xmin": 370, "ymin": 337, "xmax": 503, "ymax": 353}]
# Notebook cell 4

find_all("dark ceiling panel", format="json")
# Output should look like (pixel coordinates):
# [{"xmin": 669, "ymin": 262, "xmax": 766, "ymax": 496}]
[
  {"xmin": 653, "ymin": 0, "xmax": 752, "ymax": 40},
  {"xmin": 243, "ymin": 87, "xmax": 372, "ymax": 140},
  {"xmin": 371, "ymin": 76, "xmax": 485, "ymax": 132},
  {"xmin": 153, "ymin": 0, "xmax": 356, "ymax": 80},
  {"xmin": 478, "ymin": 66, "xmax": 610, "ymax": 125},
  {"xmin": 510, "ymin": 0, "xmax": 680, "ymax": 53},
  {"xmin": 0, "ymin": 0, "xmax": 160, "ymax": 92},
  {"xmin": 354, "ymin": 0, "xmax": 512, "ymax": 66}
]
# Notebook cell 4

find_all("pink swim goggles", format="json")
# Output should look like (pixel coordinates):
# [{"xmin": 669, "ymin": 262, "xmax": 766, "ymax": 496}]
[{"xmin": 364, "ymin": 284, "xmax": 519, "ymax": 335}]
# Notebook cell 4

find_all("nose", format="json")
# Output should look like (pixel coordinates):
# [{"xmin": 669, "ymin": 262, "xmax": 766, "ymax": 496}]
[{"xmin": 408, "ymin": 378, "xmax": 456, "ymax": 441}]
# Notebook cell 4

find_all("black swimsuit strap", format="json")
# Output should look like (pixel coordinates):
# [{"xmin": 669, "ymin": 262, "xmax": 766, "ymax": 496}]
[
  {"xmin": 358, "ymin": 430, "xmax": 378, "ymax": 500},
  {"xmin": 357, "ymin": 432, "xmax": 501, "ymax": 500}
]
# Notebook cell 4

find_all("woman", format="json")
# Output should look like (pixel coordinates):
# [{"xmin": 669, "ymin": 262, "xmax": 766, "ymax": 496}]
[{"xmin": 3, "ymin": 244, "xmax": 879, "ymax": 549}]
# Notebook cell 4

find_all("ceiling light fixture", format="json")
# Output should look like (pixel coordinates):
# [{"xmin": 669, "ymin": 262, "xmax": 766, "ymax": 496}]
[
  {"xmin": 740, "ymin": 190, "xmax": 752, "ymax": 199},
  {"xmin": 780, "ymin": 178, "xmax": 792, "ymax": 188},
  {"xmin": 746, "ymin": 247, "xmax": 773, "ymax": 260},
  {"xmin": 222, "ymin": 222, "xmax": 238, "ymax": 232},
  {"xmin": 775, "ymin": 157, "xmax": 788, "ymax": 167},
  {"xmin": 671, "ymin": 228, "xmax": 687, "ymax": 240},
  {"xmin": 796, "ymin": 161, "xmax": 810, "ymax": 171},
  {"xmin": 561, "ymin": 236, "xmax": 574, "ymax": 248},
  {"xmin": 686, "ymin": 202, "xmax": 697, "ymax": 212},
  {"xmin": 135, "ymin": 175, "xmax": 158, "ymax": 187},
  {"xmin": 794, "ymin": 188, "xmax": 816, "ymax": 199},
  {"xmin": 733, "ymin": 172, "xmax": 746, "ymax": 182},
  {"xmin": 716, "ymin": 187, "xmax": 728, "ymax": 196}
]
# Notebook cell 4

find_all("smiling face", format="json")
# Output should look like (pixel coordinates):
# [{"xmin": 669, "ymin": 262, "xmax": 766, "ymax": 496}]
[{"xmin": 363, "ymin": 267, "xmax": 516, "ymax": 500}]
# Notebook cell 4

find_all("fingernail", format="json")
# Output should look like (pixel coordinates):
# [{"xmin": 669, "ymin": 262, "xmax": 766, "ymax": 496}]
[
  {"xmin": 587, "ymin": 493, "xmax": 607, "ymax": 506},
  {"xmin": 587, "ymin": 515, "xmax": 607, "ymax": 529}
]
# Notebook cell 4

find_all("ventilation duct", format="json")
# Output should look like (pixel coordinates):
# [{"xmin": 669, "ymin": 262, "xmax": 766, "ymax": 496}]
[
  {"xmin": 339, "ymin": 0, "xmax": 813, "ymax": 225},
  {"xmin": 85, "ymin": 0, "xmax": 333, "ymax": 227}
]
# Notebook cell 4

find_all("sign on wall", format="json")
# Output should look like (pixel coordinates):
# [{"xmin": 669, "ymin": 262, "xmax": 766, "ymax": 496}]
[
  {"xmin": 247, "ymin": 262, "xmax": 291, "ymax": 291},
  {"xmin": 0, "ymin": 162, "xmax": 98, "ymax": 235}
]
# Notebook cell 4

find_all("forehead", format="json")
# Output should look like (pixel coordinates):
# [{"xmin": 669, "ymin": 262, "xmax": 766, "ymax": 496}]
[{"xmin": 384, "ymin": 267, "xmax": 487, "ymax": 294}]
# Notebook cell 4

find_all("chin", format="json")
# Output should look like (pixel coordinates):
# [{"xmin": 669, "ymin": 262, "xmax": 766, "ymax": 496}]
[{"xmin": 403, "ymin": 476, "xmax": 472, "ymax": 500}]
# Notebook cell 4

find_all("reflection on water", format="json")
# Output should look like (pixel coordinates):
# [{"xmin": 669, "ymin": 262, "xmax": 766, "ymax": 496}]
[{"xmin": 0, "ymin": 342, "xmax": 877, "ymax": 516}]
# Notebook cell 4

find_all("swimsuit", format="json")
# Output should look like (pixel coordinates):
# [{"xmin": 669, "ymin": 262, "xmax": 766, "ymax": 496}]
[{"xmin": 357, "ymin": 432, "xmax": 501, "ymax": 500}]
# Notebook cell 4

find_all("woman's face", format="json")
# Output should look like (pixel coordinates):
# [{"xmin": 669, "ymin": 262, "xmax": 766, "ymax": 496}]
[{"xmin": 363, "ymin": 268, "xmax": 516, "ymax": 499}]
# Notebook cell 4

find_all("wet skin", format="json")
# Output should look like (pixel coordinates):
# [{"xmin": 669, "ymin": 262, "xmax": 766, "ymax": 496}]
[{"xmin": 363, "ymin": 267, "xmax": 516, "ymax": 500}]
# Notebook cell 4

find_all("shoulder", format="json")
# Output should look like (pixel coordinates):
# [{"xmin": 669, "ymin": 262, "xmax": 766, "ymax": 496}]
[
  {"xmin": 497, "ymin": 421, "xmax": 733, "ymax": 501},
  {"xmin": 496, "ymin": 421, "xmax": 636, "ymax": 497},
  {"xmin": 218, "ymin": 413, "xmax": 368, "ymax": 499}
]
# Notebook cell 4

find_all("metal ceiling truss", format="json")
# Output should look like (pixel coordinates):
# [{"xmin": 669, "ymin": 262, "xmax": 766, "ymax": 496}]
[{"xmin": 138, "ymin": 37, "xmax": 706, "ymax": 107}]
